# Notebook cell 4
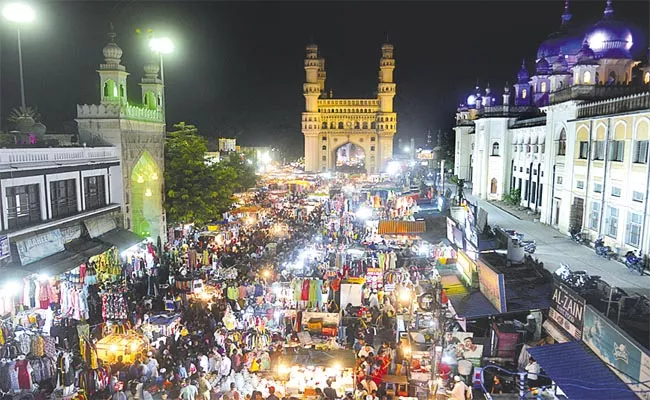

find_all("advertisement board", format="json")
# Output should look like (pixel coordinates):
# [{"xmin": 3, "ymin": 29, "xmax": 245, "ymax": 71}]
[
  {"xmin": 583, "ymin": 306, "xmax": 650, "ymax": 398},
  {"xmin": 0, "ymin": 235, "xmax": 9, "ymax": 261},
  {"xmin": 452, "ymin": 226, "xmax": 465, "ymax": 250},
  {"xmin": 456, "ymin": 250, "xmax": 476, "ymax": 286},
  {"xmin": 446, "ymin": 217, "xmax": 455, "ymax": 243},
  {"xmin": 84, "ymin": 215, "xmax": 117, "ymax": 238},
  {"xmin": 549, "ymin": 281, "xmax": 586, "ymax": 340},
  {"xmin": 477, "ymin": 259, "xmax": 507, "ymax": 313},
  {"xmin": 60, "ymin": 223, "xmax": 83, "ymax": 244},
  {"xmin": 16, "ymin": 229, "xmax": 65, "ymax": 265}
]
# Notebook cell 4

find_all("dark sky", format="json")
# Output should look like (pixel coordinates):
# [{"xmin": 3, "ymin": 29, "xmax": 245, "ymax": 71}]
[{"xmin": 0, "ymin": 1, "xmax": 648, "ymax": 154}]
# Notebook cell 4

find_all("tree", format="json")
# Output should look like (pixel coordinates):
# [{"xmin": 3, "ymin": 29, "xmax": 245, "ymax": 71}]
[
  {"xmin": 165, "ymin": 122, "xmax": 240, "ymax": 225},
  {"xmin": 219, "ymin": 151, "xmax": 257, "ymax": 192}
]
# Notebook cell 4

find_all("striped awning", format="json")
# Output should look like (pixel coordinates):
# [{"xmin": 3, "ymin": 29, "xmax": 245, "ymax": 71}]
[{"xmin": 378, "ymin": 220, "xmax": 426, "ymax": 234}]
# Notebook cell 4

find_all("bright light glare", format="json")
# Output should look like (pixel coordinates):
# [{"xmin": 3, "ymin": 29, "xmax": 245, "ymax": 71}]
[
  {"xmin": 37, "ymin": 274, "xmax": 50, "ymax": 282},
  {"xmin": 3, "ymin": 3, "xmax": 35, "ymax": 23},
  {"xmin": 246, "ymin": 159, "xmax": 253, "ymax": 165},
  {"xmin": 355, "ymin": 206, "xmax": 372, "ymax": 220},
  {"xmin": 278, "ymin": 364, "xmax": 290, "ymax": 374},
  {"xmin": 387, "ymin": 161, "xmax": 401, "ymax": 175},
  {"xmin": 149, "ymin": 37, "xmax": 175, "ymax": 54},
  {"xmin": 403, "ymin": 146, "xmax": 411, "ymax": 153},
  {"xmin": 3, "ymin": 281, "xmax": 21, "ymax": 296},
  {"xmin": 399, "ymin": 287, "xmax": 411, "ymax": 303},
  {"xmin": 260, "ymin": 151, "xmax": 271, "ymax": 164}
]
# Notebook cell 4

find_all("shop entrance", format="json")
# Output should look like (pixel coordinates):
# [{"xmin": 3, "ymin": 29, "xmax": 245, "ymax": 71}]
[
  {"xmin": 131, "ymin": 151, "xmax": 162, "ymax": 240},
  {"xmin": 335, "ymin": 142, "xmax": 366, "ymax": 174}
]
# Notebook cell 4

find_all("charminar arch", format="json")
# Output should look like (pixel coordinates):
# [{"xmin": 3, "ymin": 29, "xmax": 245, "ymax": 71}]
[{"xmin": 302, "ymin": 42, "xmax": 397, "ymax": 174}]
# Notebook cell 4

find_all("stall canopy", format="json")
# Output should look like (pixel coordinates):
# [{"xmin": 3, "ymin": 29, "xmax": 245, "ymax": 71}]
[
  {"xmin": 378, "ymin": 220, "xmax": 426, "ymax": 235},
  {"xmin": 99, "ymin": 229, "xmax": 144, "ymax": 251},
  {"xmin": 66, "ymin": 238, "xmax": 113, "ymax": 259},
  {"xmin": 278, "ymin": 349, "xmax": 356, "ymax": 369},
  {"xmin": 527, "ymin": 341, "xmax": 638, "ymax": 400},
  {"xmin": 20, "ymin": 250, "xmax": 87, "ymax": 276}
]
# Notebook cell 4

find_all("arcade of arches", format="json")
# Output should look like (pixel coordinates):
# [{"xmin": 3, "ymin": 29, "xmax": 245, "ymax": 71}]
[
  {"xmin": 130, "ymin": 151, "xmax": 162, "ymax": 240},
  {"xmin": 335, "ymin": 142, "xmax": 366, "ymax": 173}
]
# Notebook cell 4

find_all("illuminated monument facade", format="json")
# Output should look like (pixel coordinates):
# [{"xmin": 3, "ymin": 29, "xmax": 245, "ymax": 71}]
[
  {"xmin": 76, "ymin": 29, "xmax": 166, "ymax": 242},
  {"xmin": 302, "ymin": 42, "xmax": 397, "ymax": 174}
]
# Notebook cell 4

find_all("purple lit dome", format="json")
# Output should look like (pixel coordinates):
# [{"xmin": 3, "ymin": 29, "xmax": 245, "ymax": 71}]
[
  {"xmin": 552, "ymin": 53, "xmax": 570, "ymax": 74},
  {"xmin": 575, "ymin": 40, "xmax": 600, "ymax": 65},
  {"xmin": 535, "ymin": 57, "xmax": 552, "ymax": 75},
  {"xmin": 585, "ymin": 1, "xmax": 633, "ymax": 59},
  {"xmin": 537, "ymin": 33, "xmax": 584, "ymax": 61}
]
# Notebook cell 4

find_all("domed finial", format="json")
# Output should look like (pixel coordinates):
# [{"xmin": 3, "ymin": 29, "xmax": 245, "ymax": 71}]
[
  {"xmin": 604, "ymin": 0, "xmax": 614, "ymax": 17},
  {"xmin": 504, "ymin": 82, "xmax": 510, "ymax": 94},
  {"xmin": 108, "ymin": 22, "xmax": 116, "ymax": 43},
  {"xmin": 103, "ymin": 23, "xmax": 123, "ymax": 64},
  {"xmin": 561, "ymin": 0, "xmax": 572, "ymax": 25}
]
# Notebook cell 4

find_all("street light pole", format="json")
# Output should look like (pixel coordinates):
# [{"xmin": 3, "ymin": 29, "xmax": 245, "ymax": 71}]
[{"xmin": 16, "ymin": 26, "xmax": 26, "ymax": 110}]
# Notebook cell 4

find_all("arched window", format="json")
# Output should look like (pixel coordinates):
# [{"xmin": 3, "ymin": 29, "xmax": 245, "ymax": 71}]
[
  {"xmin": 322, "ymin": 122, "xmax": 328, "ymax": 129},
  {"xmin": 521, "ymin": 89, "xmax": 527, "ymax": 99},
  {"xmin": 540, "ymin": 81, "xmax": 547, "ymax": 93},
  {"xmin": 371, "ymin": 122, "xmax": 376, "ymax": 129},
  {"xmin": 490, "ymin": 178, "xmax": 498, "ymax": 194},
  {"xmin": 157, "ymin": 96, "xmax": 162, "ymax": 106},
  {"xmin": 322, "ymin": 145, "xmax": 327, "ymax": 151},
  {"xmin": 120, "ymin": 84, "xmax": 125, "ymax": 98},
  {"xmin": 644, "ymin": 72, "xmax": 650, "ymax": 84},
  {"xmin": 583, "ymin": 71, "xmax": 592, "ymax": 84},
  {"xmin": 370, "ymin": 146, "xmax": 375, "ymax": 152},
  {"xmin": 103, "ymin": 79, "xmax": 116, "ymax": 97},
  {"xmin": 330, "ymin": 122, "xmax": 335, "ymax": 129},
  {"xmin": 557, "ymin": 129, "xmax": 567, "ymax": 156},
  {"xmin": 492, "ymin": 142, "xmax": 500, "ymax": 156},
  {"xmin": 338, "ymin": 122, "xmax": 344, "ymax": 129},
  {"xmin": 354, "ymin": 122, "xmax": 360, "ymax": 129},
  {"xmin": 362, "ymin": 122, "xmax": 368, "ymax": 129},
  {"xmin": 370, "ymin": 136, "xmax": 376, "ymax": 142}
]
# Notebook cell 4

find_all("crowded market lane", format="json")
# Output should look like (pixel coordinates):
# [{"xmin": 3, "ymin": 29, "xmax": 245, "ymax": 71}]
[{"xmin": 458, "ymin": 186, "xmax": 650, "ymax": 297}]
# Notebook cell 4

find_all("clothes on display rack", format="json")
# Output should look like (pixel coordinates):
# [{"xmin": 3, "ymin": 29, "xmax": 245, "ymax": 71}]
[
  {"xmin": 101, "ymin": 292, "xmax": 128, "ymax": 321},
  {"xmin": 60, "ymin": 282, "xmax": 89, "ymax": 321}
]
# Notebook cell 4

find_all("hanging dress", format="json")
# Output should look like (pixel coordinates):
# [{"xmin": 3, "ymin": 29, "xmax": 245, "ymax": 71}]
[{"xmin": 15, "ymin": 359, "xmax": 31, "ymax": 390}]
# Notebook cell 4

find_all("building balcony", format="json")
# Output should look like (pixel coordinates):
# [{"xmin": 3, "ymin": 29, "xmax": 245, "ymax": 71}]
[
  {"xmin": 549, "ymin": 83, "xmax": 649, "ymax": 106},
  {"xmin": 0, "ymin": 147, "xmax": 119, "ymax": 172},
  {"xmin": 576, "ymin": 92, "xmax": 650, "ymax": 119},
  {"xmin": 477, "ymin": 105, "xmax": 542, "ymax": 118},
  {"xmin": 76, "ymin": 103, "xmax": 164, "ymax": 123}
]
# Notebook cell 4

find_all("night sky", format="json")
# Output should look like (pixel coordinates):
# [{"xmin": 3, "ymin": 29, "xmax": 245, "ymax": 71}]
[{"xmin": 0, "ymin": 1, "xmax": 648, "ymax": 155}]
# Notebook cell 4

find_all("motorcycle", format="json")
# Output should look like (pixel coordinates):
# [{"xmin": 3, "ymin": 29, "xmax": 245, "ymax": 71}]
[
  {"xmin": 569, "ymin": 226, "xmax": 586, "ymax": 244},
  {"xmin": 625, "ymin": 251, "xmax": 645, "ymax": 276},
  {"xmin": 521, "ymin": 240, "xmax": 536, "ymax": 254},
  {"xmin": 554, "ymin": 264, "xmax": 601, "ymax": 293},
  {"xmin": 594, "ymin": 237, "xmax": 616, "ymax": 260}
]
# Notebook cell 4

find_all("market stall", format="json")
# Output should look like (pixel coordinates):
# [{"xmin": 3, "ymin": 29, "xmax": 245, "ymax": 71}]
[
  {"xmin": 95, "ymin": 331, "xmax": 149, "ymax": 364},
  {"xmin": 276, "ymin": 349, "xmax": 356, "ymax": 396}
]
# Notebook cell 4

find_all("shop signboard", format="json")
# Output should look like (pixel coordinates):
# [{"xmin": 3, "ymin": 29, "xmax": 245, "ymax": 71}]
[
  {"xmin": 446, "ymin": 217, "xmax": 455, "ymax": 243},
  {"xmin": 60, "ymin": 223, "xmax": 83, "ymax": 243},
  {"xmin": 583, "ymin": 305, "xmax": 650, "ymax": 398},
  {"xmin": 84, "ymin": 215, "xmax": 117, "ymax": 238},
  {"xmin": 456, "ymin": 250, "xmax": 475, "ymax": 287},
  {"xmin": 452, "ymin": 226, "xmax": 464, "ymax": 250},
  {"xmin": 449, "ymin": 206, "xmax": 466, "ymax": 225},
  {"xmin": 548, "ymin": 281, "xmax": 585, "ymax": 339},
  {"xmin": 442, "ymin": 332, "xmax": 484, "ymax": 367},
  {"xmin": 16, "ymin": 229, "xmax": 64, "ymax": 265},
  {"xmin": 0, "ymin": 235, "xmax": 9, "ymax": 261},
  {"xmin": 477, "ymin": 259, "xmax": 507, "ymax": 313}
]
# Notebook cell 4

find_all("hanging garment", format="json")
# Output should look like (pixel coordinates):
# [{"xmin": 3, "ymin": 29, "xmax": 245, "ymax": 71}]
[
  {"xmin": 301, "ymin": 279, "xmax": 310, "ymax": 301},
  {"xmin": 15, "ymin": 359, "xmax": 31, "ymax": 390}
]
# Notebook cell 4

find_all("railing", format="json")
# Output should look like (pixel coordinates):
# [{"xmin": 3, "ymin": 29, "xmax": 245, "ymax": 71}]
[
  {"xmin": 318, "ymin": 99, "xmax": 379, "ymax": 106},
  {"xmin": 549, "ymin": 84, "xmax": 649, "ymax": 105},
  {"xmin": 477, "ymin": 105, "xmax": 542, "ymax": 118},
  {"xmin": 0, "ymin": 147, "xmax": 119, "ymax": 166},
  {"xmin": 510, "ymin": 115, "xmax": 548, "ymax": 129},
  {"xmin": 577, "ymin": 92, "xmax": 650, "ymax": 119},
  {"xmin": 76, "ymin": 103, "xmax": 164, "ymax": 123}
]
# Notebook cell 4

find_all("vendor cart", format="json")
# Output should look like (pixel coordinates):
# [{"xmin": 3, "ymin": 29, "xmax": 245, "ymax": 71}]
[{"xmin": 383, "ymin": 375, "xmax": 409, "ymax": 398}]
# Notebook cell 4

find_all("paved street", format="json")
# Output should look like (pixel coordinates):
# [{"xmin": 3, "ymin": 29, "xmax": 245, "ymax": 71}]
[{"xmin": 460, "ymin": 190, "xmax": 650, "ymax": 297}]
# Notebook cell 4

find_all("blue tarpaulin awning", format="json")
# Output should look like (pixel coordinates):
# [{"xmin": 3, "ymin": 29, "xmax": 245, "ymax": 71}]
[{"xmin": 528, "ymin": 341, "xmax": 637, "ymax": 400}]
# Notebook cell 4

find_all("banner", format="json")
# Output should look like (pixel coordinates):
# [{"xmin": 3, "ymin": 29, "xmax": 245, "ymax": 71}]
[
  {"xmin": 446, "ymin": 217, "xmax": 455, "ymax": 243},
  {"xmin": 442, "ymin": 332, "xmax": 484, "ymax": 367},
  {"xmin": 549, "ymin": 281, "xmax": 586, "ymax": 339},
  {"xmin": 16, "ymin": 229, "xmax": 64, "ymax": 265},
  {"xmin": 84, "ymin": 215, "xmax": 117, "ymax": 238},
  {"xmin": 0, "ymin": 235, "xmax": 9, "ymax": 261},
  {"xmin": 456, "ymin": 250, "xmax": 476, "ymax": 286},
  {"xmin": 60, "ymin": 223, "xmax": 83, "ymax": 244},
  {"xmin": 477, "ymin": 259, "xmax": 507, "ymax": 313},
  {"xmin": 583, "ymin": 306, "xmax": 650, "ymax": 398},
  {"xmin": 452, "ymin": 226, "xmax": 464, "ymax": 249}
]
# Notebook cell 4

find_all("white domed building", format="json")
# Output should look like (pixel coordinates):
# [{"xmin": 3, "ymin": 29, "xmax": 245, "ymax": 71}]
[{"xmin": 454, "ymin": 0, "xmax": 650, "ymax": 254}]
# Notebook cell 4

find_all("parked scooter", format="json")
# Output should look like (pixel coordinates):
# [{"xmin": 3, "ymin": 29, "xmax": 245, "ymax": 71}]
[
  {"xmin": 625, "ymin": 251, "xmax": 645, "ymax": 276},
  {"xmin": 521, "ymin": 240, "xmax": 536, "ymax": 254},
  {"xmin": 554, "ymin": 264, "xmax": 602, "ymax": 293},
  {"xmin": 569, "ymin": 225, "xmax": 586, "ymax": 244},
  {"xmin": 594, "ymin": 237, "xmax": 616, "ymax": 260}
]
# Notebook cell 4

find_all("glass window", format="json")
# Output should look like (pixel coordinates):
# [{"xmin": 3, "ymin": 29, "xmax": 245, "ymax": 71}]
[
  {"xmin": 579, "ymin": 142, "xmax": 589, "ymax": 159},
  {"xmin": 557, "ymin": 176, "xmax": 563, "ymax": 185},
  {"xmin": 589, "ymin": 201, "xmax": 600, "ymax": 230},
  {"xmin": 322, "ymin": 145, "xmax": 327, "ymax": 151},
  {"xmin": 492, "ymin": 142, "xmax": 500, "ymax": 156},
  {"xmin": 632, "ymin": 190, "xmax": 644, "ymax": 202},
  {"xmin": 576, "ymin": 180, "xmax": 585, "ymax": 190},
  {"xmin": 522, "ymin": 89, "xmax": 527, "ymax": 99},
  {"xmin": 6, "ymin": 184, "xmax": 41, "ymax": 230},
  {"xmin": 583, "ymin": 71, "xmax": 592, "ymax": 84},
  {"xmin": 541, "ymin": 81, "xmax": 547, "ymax": 93},
  {"xmin": 50, "ymin": 179, "xmax": 77, "ymax": 219},
  {"xmin": 593, "ymin": 183, "xmax": 603, "ymax": 193},
  {"xmin": 606, "ymin": 206, "xmax": 619, "ymax": 238},
  {"xmin": 557, "ymin": 130, "xmax": 566, "ymax": 156},
  {"xmin": 611, "ymin": 187, "xmax": 621, "ymax": 197},
  {"xmin": 592, "ymin": 141, "xmax": 605, "ymax": 160},
  {"xmin": 626, "ymin": 212, "xmax": 643, "ymax": 247},
  {"xmin": 633, "ymin": 140, "xmax": 648, "ymax": 164},
  {"xmin": 84, "ymin": 176, "xmax": 106, "ymax": 210},
  {"xmin": 608, "ymin": 141, "xmax": 624, "ymax": 162}
]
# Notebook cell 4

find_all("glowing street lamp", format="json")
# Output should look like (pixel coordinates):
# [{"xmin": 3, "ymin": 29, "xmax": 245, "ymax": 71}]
[
  {"xmin": 3, "ymin": 2, "xmax": 35, "ymax": 110},
  {"xmin": 148, "ymin": 37, "xmax": 174, "ymax": 120}
]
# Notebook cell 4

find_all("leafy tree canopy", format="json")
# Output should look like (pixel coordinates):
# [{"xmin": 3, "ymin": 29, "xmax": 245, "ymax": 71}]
[{"xmin": 164, "ymin": 122, "xmax": 256, "ymax": 226}]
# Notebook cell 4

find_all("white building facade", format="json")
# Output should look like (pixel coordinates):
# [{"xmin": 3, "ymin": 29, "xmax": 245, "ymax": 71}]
[{"xmin": 454, "ymin": 1, "xmax": 650, "ymax": 255}]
